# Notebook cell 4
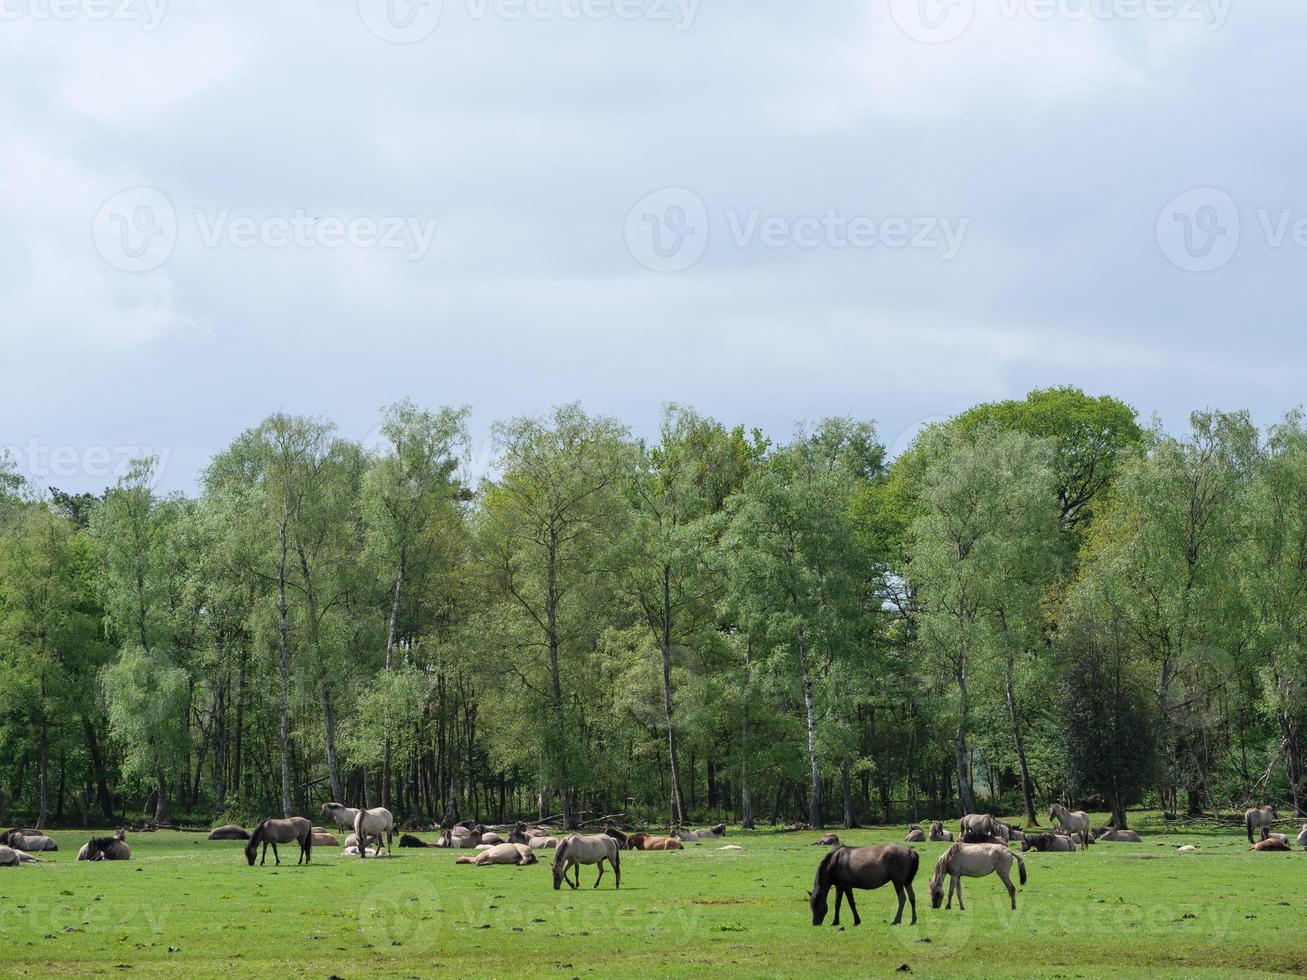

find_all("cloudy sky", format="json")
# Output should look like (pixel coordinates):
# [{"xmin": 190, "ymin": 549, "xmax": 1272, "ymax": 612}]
[{"xmin": 2, "ymin": 0, "xmax": 1303, "ymax": 493}]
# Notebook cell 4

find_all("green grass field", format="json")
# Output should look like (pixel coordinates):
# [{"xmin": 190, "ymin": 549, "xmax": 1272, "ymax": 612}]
[{"xmin": 2, "ymin": 814, "xmax": 1304, "ymax": 978}]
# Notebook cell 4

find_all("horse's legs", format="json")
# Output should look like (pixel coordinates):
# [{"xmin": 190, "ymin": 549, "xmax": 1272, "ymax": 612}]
[
  {"xmin": 955, "ymin": 876, "xmax": 964, "ymax": 911},
  {"xmin": 906, "ymin": 882, "xmax": 917, "ymax": 925},
  {"xmin": 891, "ymin": 884, "xmax": 905, "ymax": 926},
  {"xmin": 832, "ymin": 887, "xmax": 843, "ymax": 926},
  {"xmin": 272, "ymin": 842, "xmax": 280, "ymax": 866},
  {"xmin": 945, "ymin": 875, "xmax": 954, "ymax": 910},
  {"xmin": 594, "ymin": 860, "xmax": 605, "ymax": 889},
  {"xmin": 846, "ymin": 888, "xmax": 861, "ymax": 927},
  {"xmin": 569, "ymin": 862, "xmax": 580, "ymax": 890},
  {"xmin": 999, "ymin": 868, "xmax": 1016, "ymax": 909},
  {"xmin": 260, "ymin": 841, "xmax": 268, "ymax": 866}
]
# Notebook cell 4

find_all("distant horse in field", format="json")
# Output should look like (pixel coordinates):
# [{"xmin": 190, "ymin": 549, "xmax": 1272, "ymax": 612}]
[
  {"xmin": 1297, "ymin": 824, "xmax": 1307, "ymax": 848},
  {"xmin": 1048, "ymin": 804, "xmax": 1091, "ymax": 850},
  {"xmin": 353, "ymin": 807, "xmax": 395, "ymax": 859},
  {"xmin": 552, "ymin": 834, "xmax": 621, "ymax": 890},
  {"xmin": 627, "ymin": 833, "xmax": 682, "ymax": 851},
  {"xmin": 1250, "ymin": 838, "xmax": 1291, "ymax": 852},
  {"xmin": 400, "ymin": 834, "xmax": 435, "ymax": 848},
  {"xmin": 929, "ymin": 842, "xmax": 1026, "ymax": 911},
  {"xmin": 0, "ymin": 845, "xmax": 39, "ymax": 865},
  {"xmin": 694, "ymin": 824, "xmax": 726, "ymax": 839},
  {"xmin": 311, "ymin": 831, "xmax": 339, "ymax": 847},
  {"xmin": 207, "ymin": 825, "xmax": 250, "ymax": 841},
  {"xmin": 960, "ymin": 831, "xmax": 1007, "ymax": 845},
  {"xmin": 814, "ymin": 833, "xmax": 842, "ymax": 846},
  {"xmin": 78, "ymin": 830, "xmax": 131, "ymax": 861},
  {"xmin": 526, "ymin": 835, "xmax": 559, "ymax": 850},
  {"xmin": 905, "ymin": 827, "xmax": 925, "ymax": 842},
  {"xmin": 245, "ymin": 817, "xmax": 312, "ymax": 866},
  {"xmin": 437, "ymin": 826, "xmax": 481, "ymax": 849},
  {"xmin": 959, "ymin": 814, "xmax": 1001, "ymax": 838},
  {"xmin": 5, "ymin": 831, "xmax": 56, "ymax": 851},
  {"xmin": 603, "ymin": 824, "xmax": 629, "ymax": 849},
  {"xmin": 928, "ymin": 821, "xmax": 953, "ymax": 842},
  {"xmin": 456, "ymin": 843, "xmax": 537, "ymax": 866},
  {"xmin": 1093, "ymin": 828, "xmax": 1141, "ymax": 843},
  {"xmin": 320, "ymin": 802, "xmax": 360, "ymax": 832},
  {"xmin": 1244, "ymin": 805, "xmax": 1278, "ymax": 843},
  {"xmin": 1021, "ymin": 833, "xmax": 1076, "ymax": 853},
  {"xmin": 809, "ymin": 844, "xmax": 919, "ymax": 927}
]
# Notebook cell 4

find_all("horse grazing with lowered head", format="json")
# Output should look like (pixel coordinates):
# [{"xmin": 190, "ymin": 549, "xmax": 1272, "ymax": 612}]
[
  {"xmin": 353, "ymin": 807, "xmax": 395, "ymax": 859},
  {"xmin": 1244, "ymin": 805, "xmax": 1278, "ymax": 843},
  {"xmin": 930, "ymin": 842, "xmax": 1026, "ymax": 911},
  {"xmin": 245, "ymin": 817, "xmax": 312, "ymax": 866},
  {"xmin": 809, "ymin": 844, "xmax": 919, "ymax": 927},
  {"xmin": 1048, "ymin": 804, "xmax": 1091, "ymax": 850},
  {"xmin": 552, "ymin": 834, "xmax": 620, "ymax": 890}
]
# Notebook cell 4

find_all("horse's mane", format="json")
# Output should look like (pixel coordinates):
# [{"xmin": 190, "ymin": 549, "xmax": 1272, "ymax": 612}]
[
  {"xmin": 812, "ymin": 849, "xmax": 835, "ymax": 895},
  {"xmin": 930, "ymin": 842, "xmax": 961, "ymax": 889}
]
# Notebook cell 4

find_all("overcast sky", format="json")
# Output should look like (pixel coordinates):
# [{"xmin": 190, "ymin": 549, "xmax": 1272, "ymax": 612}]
[{"xmin": 2, "ymin": 0, "xmax": 1303, "ymax": 493}]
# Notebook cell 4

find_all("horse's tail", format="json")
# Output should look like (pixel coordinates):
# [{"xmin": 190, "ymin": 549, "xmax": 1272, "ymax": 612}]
[
  {"xmin": 1246, "ymin": 812, "xmax": 1254, "ymax": 844},
  {"xmin": 907, "ymin": 846, "xmax": 920, "ymax": 885},
  {"xmin": 1015, "ymin": 851, "xmax": 1027, "ymax": 886},
  {"xmin": 611, "ymin": 838, "xmax": 620, "ymax": 875},
  {"xmin": 304, "ymin": 824, "xmax": 313, "ymax": 861}
]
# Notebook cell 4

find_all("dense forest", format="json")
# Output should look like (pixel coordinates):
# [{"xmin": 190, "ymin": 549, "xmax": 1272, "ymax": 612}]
[{"xmin": 2, "ymin": 388, "xmax": 1305, "ymax": 832}]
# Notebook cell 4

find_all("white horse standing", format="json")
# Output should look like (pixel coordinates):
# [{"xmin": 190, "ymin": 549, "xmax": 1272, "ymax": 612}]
[
  {"xmin": 1244, "ymin": 805, "xmax": 1278, "ymax": 843},
  {"xmin": 929, "ymin": 842, "xmax": 1027, "ymax": 911},
  {"xmin": 353, "ymin": 807, "xmax": 395, "ymax": 859},
  {"xmin": 551, "ymin": 834, "xmax": 621, "ymax": 890},
  {"xmin": 321, "ymin": 802, "xmax": 361, "ymax": 832},
  {"xmin": 1048, "ymin": 804, "xmax": 1091, "ymax": 850}
]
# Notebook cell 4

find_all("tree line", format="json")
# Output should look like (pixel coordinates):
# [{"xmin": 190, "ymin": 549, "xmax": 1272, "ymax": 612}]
[{"xmin": 2, "ymin": 388, "xmax": 1304, "ymax": 831}]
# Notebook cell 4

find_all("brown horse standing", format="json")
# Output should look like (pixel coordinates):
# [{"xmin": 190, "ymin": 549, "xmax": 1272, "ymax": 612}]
[
  {"xmin": 245, "ymin": 817, "xmax": 313, "ymax": 866},
  {"xmin": 809, "ymin": 844, "xmax": 919, "ymax": 927}
]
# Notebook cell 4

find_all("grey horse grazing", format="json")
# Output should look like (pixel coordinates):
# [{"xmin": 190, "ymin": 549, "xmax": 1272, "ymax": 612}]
[
  {"xmin": 1244, "ymin": 805, "xmax": 1278, "ymax": 843},
  {"xmin": 0, "ymin": 845, "xmax": 40, "ymax": 865},
  {"xmin": 77, "ymin": 830, "xmax": 131, "ymax": 861},
  {"xmin": 552, "ymin": 834, "xmax": 620, "ymax": 890},
  {"xmin": 929, "ymin": 842, "xmax": 1027, "ymax": 911},
  {"xmin": 245, "ymin": 817, "xmax": 312, "ymax": 866},
  {"xmin": 809, "ymin": 844, "xmax": 919, "ymax": 927}
]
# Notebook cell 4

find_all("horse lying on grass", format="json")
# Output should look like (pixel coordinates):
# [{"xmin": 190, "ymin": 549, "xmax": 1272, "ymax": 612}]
[
  {"xmin": 456, "ymin": 843, "xmax": 536, "ymax": 866},
  {"xmin": 1021, "ymin": 833, "xmax": 1076, "ymax": 853},
  {"xmin": 6, "ymin": 831, "xmax": 56, "ymax": 851},
  {"xmin": 930, "ymin": 843, "xmax": 1026, "ymax": 911},
  {"xmin": 207, "ymin": 825, "xmax": 249, "ymax": 841},
  {"xmin": 78, "ymin": 830, "xmax": 130, "ymax": 861},
  {"xmin": 627, "ymin": 833, "xmax": 682, "ymax": 851},
  {"xmin": 809, "ymin": 844, "xmax": 918, "ymax": 927},
  {"xmin": 0, "ymin": 845, "xmax": 40, "ymax": 865}
]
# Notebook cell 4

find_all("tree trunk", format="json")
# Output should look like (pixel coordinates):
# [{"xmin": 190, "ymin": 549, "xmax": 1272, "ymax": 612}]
[
  {"xmin": 382, "ymin": 555, "xmax": 405, "ymax": 810},
  {"xmin": 740, "ymin": 640, "xmax": 754, "ymax": 829},
  {"xmin": 321, "ymin": 682, "xmax": 343, "ymax": 802},
  {"xmin": 154, "ymin": 772, "xmax": 168, "ymax": 823},
  {"xmin": 1006, "ymin": 671, "xmax": 1038, "ymax": 825},
  {"xmin": 544, "ymin": 538, "xmax": 575, "ymax": 829},
  {"xmin": 840, "ymin": 756, "xmax": 856, "ymax": 829},
  {"xmin": 277, "ymin": 504, "xmax": 293, "ymax": 818},
  {"xmin": 81, "ymin": 714, "xmax": 114, "ymax": 821},
  {"xmin": 660, "ymin": 566, "xmax": 687, "ymax": 826},
  {"xmin": 797, "ymin": 627, "xmax": 822, "ymax": 828},
  {"xmin": 954, "ymin": 709, "xmax": 976, "ymax": 815},
  {"xmin": 37, "ymin": 719, "xmax": 50, "ymax": 830}
]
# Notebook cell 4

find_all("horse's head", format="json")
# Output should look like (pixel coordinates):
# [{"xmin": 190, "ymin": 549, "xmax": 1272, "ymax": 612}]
[
  {"xmin": 929, "ymin": 881, "xmax": 945, "ymax": 909},
  {"xmin": 1047, "ymin": 805, "xmax": 1057, "ymax": 822},
  {"xmin": 551, "ymin": 853, "xmax": 567, "ymax": 890},
  {"xmin": 808, "ymin": 887, "xmax": 829, "ymax": 926},
  {"xmin": 1020, "ymin": 835, "xmax": 1034, "ymax": 852},
  {"xmin": 244, "ymin": 825, "xmax": 261, "ymax": 866}
]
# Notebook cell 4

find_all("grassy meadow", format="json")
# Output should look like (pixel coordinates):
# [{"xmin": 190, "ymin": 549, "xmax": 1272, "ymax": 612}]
[{"xmin": 1, "ymin": 814, "xmax": 1304, "ymax": 978}]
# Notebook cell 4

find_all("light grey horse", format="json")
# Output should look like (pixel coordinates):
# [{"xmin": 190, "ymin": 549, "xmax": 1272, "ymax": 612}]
[{"xmin": 552, "ymin": 834, "xmax": 620, "ymax": 890}]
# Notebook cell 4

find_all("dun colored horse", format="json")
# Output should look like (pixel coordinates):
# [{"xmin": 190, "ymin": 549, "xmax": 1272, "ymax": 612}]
[
  {"xmin": 905, "ymin": 826, "xmax": 925, "ymax": 842},
  {"xmin": 627, "ymin": 833, "xmax": 682, "ymax": 851},
  {"xmin": 1048, "ymin": 804, "xmax": 1091, "ymax": 850},
  {"xmin": 320, "ymin": 802, "xmax": 360, "ymax": 832},
  {"xmin": 245, "ymin": 817, "xmax": 312, "ymax": 866},
  {"xmin": 552, "ymin": 834, "xmax": 621, "ymax": 890},
  {"xmin": 928, "ymin": 821, "xmax": 953, "ymax": 842},
  {"xmin": 1297, "ymin": 824, "xmax": 1307, "ymax": 848},
  {"xmin": 0, "ymin": 845, "xmax": 39, "ymax": 865},
  {"xmin": 207, "ymin": 825, "xmax": 250, "ymax": 841},
  {"xmin": 1021, "ymin": 833, "xmax": 1076, "ymax": 853},
  {"xmin": 959, "ymin": 814, "xmax": 1001, "ymax": 838},
  {"xmin": 1250, "ymin": 837, "xmax": 1291, "ymax": 852},
  {"xmin": 929, "ymin": 842, "xmax": 1026, "ymax": 911},
  {"xmin": 5, "ymin": 831, "xmax": 55, "ymax": 851},
  {"xmin": 1244, "ymin": 805, "xmax": 1278, "ymax": 843},
  {"xmin": 1093, "ymin": 828, "xmax": 1141, "ymax": 843},
  {"xmin": 78, "ymin": 830, "xmax": 131, "ymax": 861},
  {"xmin": 814, "ymin": 833, "xmax": 841, "ymax": 846},
  {"xmin": 809, "ymin": 844, "xmax": 919, "ymax": 927},
  {"xmin": 456, "ymin": 843, "xmax": 537, "ymax": 866}
]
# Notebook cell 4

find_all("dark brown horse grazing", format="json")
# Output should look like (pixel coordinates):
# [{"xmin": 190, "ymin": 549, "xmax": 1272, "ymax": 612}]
[
  {"xmin": 809, "ymin": 844, "xmax": 919, "ymax": 927},
  {"xmin": 245, "ymin": 817, "xmax": 312, "ymax": 866}
]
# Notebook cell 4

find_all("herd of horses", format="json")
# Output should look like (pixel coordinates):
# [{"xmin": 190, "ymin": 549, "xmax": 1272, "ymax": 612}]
[{"xmin": 7, "ymin": 798, "xmax": 1305, "ymax": 935}]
